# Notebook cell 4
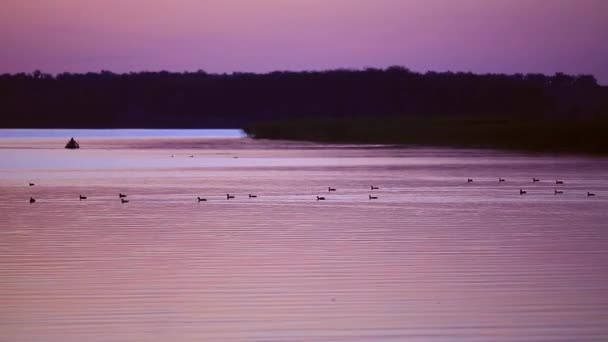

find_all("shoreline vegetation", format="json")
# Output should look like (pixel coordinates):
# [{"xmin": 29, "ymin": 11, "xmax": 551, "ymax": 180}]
[
  {"xmin": 244, "ymin": 117, "xmax": 608, "ymax": 155},
  {"xmin": 2, "ymin": 67, "xmax": 607, "ymax": 153}
]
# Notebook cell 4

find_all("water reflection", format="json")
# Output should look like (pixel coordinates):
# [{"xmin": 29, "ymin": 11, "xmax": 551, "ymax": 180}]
[{"xmin": 1, "ymin": 134, "xmax": 607, "ymax": 341}]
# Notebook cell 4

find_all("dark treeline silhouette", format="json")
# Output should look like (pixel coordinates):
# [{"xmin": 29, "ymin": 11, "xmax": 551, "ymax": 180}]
[
  {"xmin": 1, "ymin": 67, "xmax": 607, "ymax": 128},
  {"xmin": 244, "ymin": 116, "xmax": 608, "ymax": 154}
]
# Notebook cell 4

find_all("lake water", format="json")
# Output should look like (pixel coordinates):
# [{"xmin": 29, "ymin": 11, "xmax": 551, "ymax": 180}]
[{"xmin": 1, "ymin": 130, "xmax": 607, "ymax": 341}]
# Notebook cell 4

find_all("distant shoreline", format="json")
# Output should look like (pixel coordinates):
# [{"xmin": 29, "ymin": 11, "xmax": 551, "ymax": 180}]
[
  {"xmin": 244, "ymin": 117, "xmax": 608, "ymax": 155},
  {"xmin": 2, "ymin": 68, "xmax": 607, "ymax": 129}
]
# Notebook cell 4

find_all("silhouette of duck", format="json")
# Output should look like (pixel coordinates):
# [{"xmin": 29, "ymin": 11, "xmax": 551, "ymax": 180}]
[
  {"xmin": 248, "ymin": 194, "xmax": 257, "ymax": 198},
  {"xmin": 119, "ymin": 193, "xmax": 127, "ymax": 198},
  {"xmin": 197, "ymin": 197, "xmax": 207, "ymax": 202},
  {"xmin": 316, "ymin": 196, "xmax": 326, "ymax": 201},
  {"xmin": 554, "ymin": 190, "xmax": 563, "ymax": 195},
  {"xmin": 587, "ymin": 192, "xmax": 596, "ymax": 197},
  {"xmin": 29, "ymin": 197, "xmax": 36, "ymax": 203},
  {"xmin": 121, "ymin": 198, "xmax": 129, "ymax": 203},
  {"xmin": 328, "ymin": 187, "xmax": 336, "ymax": 192},
  {"xmin": 371, "ymin": 185, "xmax": 379, "ymax": 190},
  {"xmin": 79, "ymin": 195, "xmax": 87, "ymax": 200},
  {"xmin": 226, "ymin": 194, "xmax": 235, "ymax": 200},
  {"xmin": 532, "ymin": 178, "xmax": 540, "ymax": 182},
  {"xmin": 499, "ymin": 178, "xmax": 506, "ymax": 182},
  {"xmin": 556, "ymin": 180, "xmax": 564, "ymax": 185},
  {"xmin": 467, "ymin": 178, "xmax": 473, "ymax": 183},
  {"xmin": 369, "ymin": 195, "xmax": 378, "ymax": 200},
  {"xmin": 28, "ymin": 183, "xmax": 35, "ymax": 186},
  {"xmin": 519, "ymin": 189, "xmax": 527, "ymax": 195}
]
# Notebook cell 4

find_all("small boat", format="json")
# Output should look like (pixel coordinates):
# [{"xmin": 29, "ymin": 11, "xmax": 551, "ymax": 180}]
[{"xmin": 65, "ymin": 137, "xmax": 80, "ymax": 149}]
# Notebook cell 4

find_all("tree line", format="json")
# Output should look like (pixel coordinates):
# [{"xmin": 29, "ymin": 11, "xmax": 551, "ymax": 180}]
[{"xmin": 1, "ymin": 67, "xmax": 606, "ymax": 128}]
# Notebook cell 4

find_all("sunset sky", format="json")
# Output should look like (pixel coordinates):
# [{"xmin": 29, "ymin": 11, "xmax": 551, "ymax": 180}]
[{"xmin": 1, "ymin": 0, "xmax": 607, "ymax": 82}]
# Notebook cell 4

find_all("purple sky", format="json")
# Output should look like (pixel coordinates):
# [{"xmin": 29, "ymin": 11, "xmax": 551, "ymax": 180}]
[{"xmin": 2, "ymin": 0, "xmax": 607, "ymax": 83}]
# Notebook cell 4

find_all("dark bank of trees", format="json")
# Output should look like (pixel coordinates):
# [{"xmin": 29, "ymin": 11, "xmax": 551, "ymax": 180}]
[
  {"xmin": 1, "ymin": 67, "xmax": 607, "ymax": 128},
  {"xmin": 244, "ymin": 116, "xmax": 608, "ymax": 154}
]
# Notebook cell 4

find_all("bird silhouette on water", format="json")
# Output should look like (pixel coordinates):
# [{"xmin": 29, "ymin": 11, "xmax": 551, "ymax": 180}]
[
  {"xmin": 520, "ymin": 189, "xmax": 527, "ymax": 195},
  {"xmin": 119, "ymin": 193, "xmax": 127, "ymax": 198},
  {"xmin": 467, "ymin": 179, "xmax": 473, "ymax": 183},
  {"xmin": 248, "ymin": 194, "xmax": 257, "ymax": 198},
  {"xmin": 499, "ymin": 178, "xmax": 506, "ymax": 182},
  {"xmin": 371, "ymin": 185, "xmax": 379, "ymax": 190},
  {"xmin": 29, "ymin": 183, "xmax": 35, "ymax": 186},
  {"xmin": 29, "ymin": 197, "xmax": 36, "ymax": 203},
  {"xmin": 369, "ymin": 195, "xmax": 378, "ymax": 200},
  {"xmin": 556, "ymin": 180, "xmax": 564, "ymax": 185},
  {"xmin": 554, "ymin": 190, "xmax": 564, "ymax": 195},
  {"xmin": 121, "ymin": 198, "xmax": 129, "ymax": 203},
  {"xmin": 226, "ymin": 194, "xmax": 235, "ymax": 200},
  {"xmin": 197, "ymin": 197, "xmax": 207, "ymax": 202},
  {"xmin": 587, "ymin": 192, "xmax": 596, "ymax": 197},
  {"xmin": 328, "ymin": 187, "xmax": 336, "ymax": 192},
  {"xmin": 316, "ymin": 196, "xmax": 326, "ymax": 201},
  {"xmin": 79, "ymin": 195, "xmax": 87, "ymax": 200}
]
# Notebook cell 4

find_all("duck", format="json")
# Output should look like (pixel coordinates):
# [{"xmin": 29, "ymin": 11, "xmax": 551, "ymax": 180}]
[
  {"xmin": 467, "ymin": 178, "xmax": 473, "ymax": 183},
  {"xmin": 554, "ymin": 190, "xmax": 563, "ymax": 195},
  {"xmin": 519, "ymin": 189, "xmax": 527, "ymax": 195},
  {"xmin": 328, "ymin": 187, "xmax": 336, "ymax": 192},
  {"xmin": 248, "ymin": 194, "xmax": 257, "ymax": 198},
  {"xmin": 371, "ymin": 185, "xmax": 379, "ymax": 190},
  {"xmin": 119, "ymin": 193, "xmax": 127, "ymax": 198},
  {"xmin": 316, "ymin": 196, "xmax": 326, "ymax": 201},
  {"xmin": 533, "ymin": 178, "xmax": 540, "ymax": 182},
  {"xmin": 197, "ymin": 197, "xmax": 207, "ymax": 202},
  {"xmin": 28, "ymin": 183, "xmax": 35, "ymax": 186},
  {"xmin": 226, "ymin": 194, "xmax": 235, "ymax": 200},
  {"xmin": 499, "ymin": 178, "xmax": 506, "ymax": 182},
  {"xmin": 587, "ymin": 192, "xmax": 596, "ymax": 197},
  {"xmin": 369, "ymin": 195, "xmax": 378, "ymax": 200},
  {"xmin": 121, "ymin": 198, "xmax": 129, "ymax": 203},
  {"xmin": 556, "ymin": 180, "xmax": 564, "ymax": 185},
  {"xmin": 29, "ymin": 197, "xmax": 36, "ymax": 203},
  {"xmin": 79, "ymin": 195, "xmax": 87, "ymax": 200}
]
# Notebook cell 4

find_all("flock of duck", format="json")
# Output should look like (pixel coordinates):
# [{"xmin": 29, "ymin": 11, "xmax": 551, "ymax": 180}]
[
  {"xmin": 26, "ymin": 184, "xmax": 384, "ymax": 203},
  {"xmin": 467, "ymin": 178, "xmax": 596, "ymax": 197},
  {"xmin": 26, "ymin": 179, "xmax": 596, "ymax": 204}
]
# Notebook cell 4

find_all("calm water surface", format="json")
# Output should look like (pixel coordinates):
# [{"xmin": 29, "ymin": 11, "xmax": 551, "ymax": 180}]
[{"xmin": 1, "ymin": 131, "xmax": 607, "ymax": 341}]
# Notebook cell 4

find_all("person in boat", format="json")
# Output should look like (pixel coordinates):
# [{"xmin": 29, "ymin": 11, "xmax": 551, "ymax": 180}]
[{"xmin": 65, "ymin": 137, "xmax": 80, "ymax": 149}]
